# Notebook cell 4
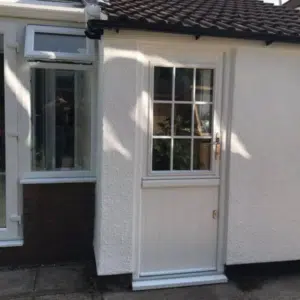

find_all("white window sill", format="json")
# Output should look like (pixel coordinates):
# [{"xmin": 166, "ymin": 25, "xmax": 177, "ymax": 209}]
[
  {"xmin": 20, "ymin": 177, "xmax": 96, "ymax": 184},
  {"xmin": 0, "ymin": 239, "xmax": 23, "ymax": 247},
  {"xmin": 142, "ymin": 177, "xmax": 220, "ymax": 188}
]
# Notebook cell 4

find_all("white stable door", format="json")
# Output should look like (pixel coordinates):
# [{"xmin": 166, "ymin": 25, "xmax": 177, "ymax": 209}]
[
  {"xmin": 0, "ymin": 24, "xmax": 20, "ymax": 242},
  {"xmin": 137, "ymin": 62, "xmax": 223, "ymax": 282}
]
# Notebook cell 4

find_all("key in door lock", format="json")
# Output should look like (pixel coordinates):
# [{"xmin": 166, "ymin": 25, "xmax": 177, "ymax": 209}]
[
  {"xmin": 214, "ymin": 133, "xmax": 221, "ymax": 160},
  {"xmin": 212, "ymin": 210, "xmax": 218, "ymax": 219}
]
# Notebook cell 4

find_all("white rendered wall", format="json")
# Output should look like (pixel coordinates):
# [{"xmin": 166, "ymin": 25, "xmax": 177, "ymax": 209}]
[
  {"xmin": 263, "ymin": 0, "xmax": 288, "ymax": 4},
  {"xmin": 94, "ymin": 38, "xmax": 139, "ymax": 275},
  {"xmin": 227, "ymin": 47, "xmax": 300, "ymax": 264},
  {"xmin": 94, "ymin": 31, "xmax": 300, "ymax": 275}
]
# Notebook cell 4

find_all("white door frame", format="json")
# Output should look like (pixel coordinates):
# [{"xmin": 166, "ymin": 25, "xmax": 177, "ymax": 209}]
[
  {"xmin": 132, "ymin": 42, "xmax": 235, "ymax": 289},
  {"xmin": 0, "ymin": 21, "xmax": 21, "ymax": 243}
]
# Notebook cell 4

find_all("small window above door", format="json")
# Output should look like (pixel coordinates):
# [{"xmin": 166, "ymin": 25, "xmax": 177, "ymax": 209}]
[{"xmin": 24, "ymin": 25, "xmax": 94, "ymax": 63}]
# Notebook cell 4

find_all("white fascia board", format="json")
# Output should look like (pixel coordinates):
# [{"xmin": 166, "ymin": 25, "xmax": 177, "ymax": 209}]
[{"xmin": 0, "ymin": 0, "xmax": 85, "ymax": 22}]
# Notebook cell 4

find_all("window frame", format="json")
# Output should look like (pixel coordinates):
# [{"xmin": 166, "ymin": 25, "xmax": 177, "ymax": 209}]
[
  {"xmin": 148, "ymin": 62, "xmax": 222, "ymax": 178},
  {"xmin": 22, "ymin": 61, "xmax": 96, "ymax": 181},
  {"xmin": 24, "ymin": 25, "xmax": 94, "ymax": 63}
]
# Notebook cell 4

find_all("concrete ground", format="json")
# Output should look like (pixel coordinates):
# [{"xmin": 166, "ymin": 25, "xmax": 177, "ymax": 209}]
[{"xmin": 1, "ymin": 262, "xmax": 300, "ymax": 300}]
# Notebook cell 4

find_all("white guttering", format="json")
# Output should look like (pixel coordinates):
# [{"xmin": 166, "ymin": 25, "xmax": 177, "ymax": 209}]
[{"xmin": 0, "ymin": 0, "xmax": 85, "ymax": 23}]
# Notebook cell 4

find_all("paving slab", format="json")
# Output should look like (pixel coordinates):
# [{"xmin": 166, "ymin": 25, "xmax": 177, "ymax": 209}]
[
  {"xmin": 0, "ymin": 269, "xmax": 36, "ymax": 297},
  {"xmin": 35, "ymin": 265, "xmax": 88, "ymax": 293},
  {"xmin": 101, "ymin": 283, "xmax": 245, "ymax": 300},
  {"xmin": 245, "ymin": 275, "xmax": 300, "ymax": 300},
  {"xmin": 36, "ymin": 293, "xmax": 92, "ymax": 300}
]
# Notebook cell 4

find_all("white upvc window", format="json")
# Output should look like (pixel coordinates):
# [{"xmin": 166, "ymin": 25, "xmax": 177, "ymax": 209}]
[
  {"xmin": 149, "ymin": 65, "xmax": 221, "ymax": 177},
  {"xmin": 22, "ymin": 25, "xmax": 96, "ymax": 181},
  {"xmin": 24, "ymin": 25, "xmax": 94, "ymax": 63},
  {"xmin": 31, "ymin": 65, "xmax": 92, "ymax": 172}
]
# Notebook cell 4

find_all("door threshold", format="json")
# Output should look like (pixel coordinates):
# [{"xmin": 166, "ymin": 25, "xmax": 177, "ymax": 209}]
[
  {"xmin": 132, "ymin": 273, "xmax": 228, "ymax": 291},
  {"xmin": 0, "ymin": 239, "xmax": 23, "ymax": 247}
]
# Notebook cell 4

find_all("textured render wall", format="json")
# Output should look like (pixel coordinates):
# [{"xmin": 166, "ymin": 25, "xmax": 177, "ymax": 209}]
[
  {"xmin": 94, "ymin": 38, "xmax": 138, "ymax": 275},
  {"xmin": 94, "ymin": 31, "xmax": 300, "ymax": 273},
  {"xmin": 227, "ymin": 47, "xmax": 300, "ymax": 264}
]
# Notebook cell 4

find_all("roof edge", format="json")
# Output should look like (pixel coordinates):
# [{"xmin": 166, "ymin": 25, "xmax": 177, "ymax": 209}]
[{"xmin": 86, "ymin": 19, "xmax": 300, "ymax": 45}]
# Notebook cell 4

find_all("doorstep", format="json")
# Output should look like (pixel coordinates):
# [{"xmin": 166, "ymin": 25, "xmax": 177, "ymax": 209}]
[{"xmin": 132, "ymin": 274, "xmax": 228, "ymax": 291}]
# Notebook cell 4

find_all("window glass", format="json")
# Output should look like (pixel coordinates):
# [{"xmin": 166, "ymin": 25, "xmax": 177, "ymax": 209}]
[
  {"xmin": 173, "ymin": 139, "xmax": 191, "ymax": 170},
  {"xmin": 174, "ymin": 104, "xmax": 192, "ymax": 136},
  {"xmin": 153, "ymin": 103, "xmax": 171, "ymax": 136},
  {"xmin": 34, "ymin": 33, "xmax": 86, "ymax": 54},
  {"xmin": 193, "ymin": 139, "xmax": 211, "ymax": 170},
  {"xmin": 154, "ymin": 67, "xmax": 172, "ymax": 101},
  {"xmin": 194, "ymin": 104, "xmax": 212, "ymax": 136},
  {"xmin": 152, "ymin": 139, "xmax": 171, "ymax": 171},
  {"xmin": 31, "ymin": 68, "xmax": 91, "ymax": 171},
  {"xmin": 196, "ymin": 69, "xmax": 214, "ymax": 102},
  {"xmin": 152, "ymin": 66, "xmax": 214, "ymax": 172},
  {"xmin": 175, "ymin": 68, "xmax": 193, "ymax": 101}
]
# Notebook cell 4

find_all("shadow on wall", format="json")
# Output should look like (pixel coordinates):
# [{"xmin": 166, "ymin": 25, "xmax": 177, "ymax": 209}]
[
  {"xmin": 1, "ymin": 39, "xmax": 253, "ymax": 267},
  {"xmin": 90, "ymin": 39, "xmax": 300, "ymax": 283},
  {"xmin": 95, "ymin": 43, "xmax": 253, "ymax": 275}
]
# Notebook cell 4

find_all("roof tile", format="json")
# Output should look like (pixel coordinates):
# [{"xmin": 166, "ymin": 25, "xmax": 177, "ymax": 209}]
[{"xmin": 88, "ymin": 0, "xmax": 300, "ymax": 42}]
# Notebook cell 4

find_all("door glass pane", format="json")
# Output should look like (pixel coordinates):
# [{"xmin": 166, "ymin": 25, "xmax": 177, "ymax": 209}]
[
  {"xmin": 195, "ymin": 69, "xmax": 214, "ymax": 102},
  {"xmin": 193, "ymin": 139, "xmax": 211, "ymax": 170},
  {"xmin": 173, "ymin": 139, "xmax": 191, "ymax": 170},
  {"xmin": 194, "ymin": 104, "xmax": 212, "ymax": 136},
  {"xmin": 154, "ymin": 67, "xmax": 172, "ymax": 101},
  {"xmin": 0, "ymin": 47, "xmax": 5, "ymax": 228},
  {"xmin": 153, "ymin": 103, "xmax": 171, "ymax": 136},
  {"xmin": 174, "ymin": 104, "xmax": 192, "ymax": 136},
  {"xmin": 152, "ymin": 139, "xmax": 171, "ymax": 171},
  {"xmin": 34, "ymin": 33, "xmax": 86, "ymax": 54},
  {"xmin": 175, "ymin": 68, "xmax": 193, "ymax": 101}
]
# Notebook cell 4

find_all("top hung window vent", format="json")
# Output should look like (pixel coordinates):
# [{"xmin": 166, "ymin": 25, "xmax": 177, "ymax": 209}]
[{"xmin": 24, "ymin": 25, "xmax": 94, "ymax": 63}]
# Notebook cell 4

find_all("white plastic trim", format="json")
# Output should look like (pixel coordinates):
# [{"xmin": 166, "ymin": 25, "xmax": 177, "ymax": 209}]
[
  {"xmin": 142, "ymin": 177, "xmax": 220, "ymax": 188},
  {"xmin": 140, "ymin": 267, "xmax": 216, "ymax": 277},
  {"xmin": 132, "ymin": 274, "xmax": 228, "ymax": 291},
  {"xmin": 24, "ymin": 25, "xmax": 94, "ymax": 63},
  {"xmin": 0, "ymin": 239, "xmax": 24, "ymax": 247},
  {"xmin": 20, "ymin": 177, "xmax": 96, "ymax": 184},
  {"xmin": 0, "ymin": 1, "xmax": 84, "ymax": 22}
]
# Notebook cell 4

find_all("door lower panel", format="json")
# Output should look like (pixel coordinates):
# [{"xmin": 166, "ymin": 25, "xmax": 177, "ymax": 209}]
[{"xmin": 139, "ymin": 186, "xmax": 219, "ymax": 276}]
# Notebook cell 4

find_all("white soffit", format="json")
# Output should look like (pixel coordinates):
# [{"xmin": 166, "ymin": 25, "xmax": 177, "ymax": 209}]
[{"xmin": 0, "ymin": 0, "xmax": 85, "ymax": 22}]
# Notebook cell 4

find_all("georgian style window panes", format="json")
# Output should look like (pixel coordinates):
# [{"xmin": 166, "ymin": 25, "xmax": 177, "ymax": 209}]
[{"xmin": 152, "ymin": 66, "xmax": 215, "ymax": 172}]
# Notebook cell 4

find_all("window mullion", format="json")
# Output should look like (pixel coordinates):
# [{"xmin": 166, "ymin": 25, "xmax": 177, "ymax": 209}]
[
  {"xmin": 191, "ymin": 68, "xmax": 196, "ymax": 171},
  {"xmin": 74, "ymin": 72, "xmax": 79, "ymax": 169},
  {"xmin": 45, "ymin": 69, "xmax": 56, "ymax": 170},
  {"xmin": 31, "ymin": 70, "xmax": 36, "ymax": 170},
  {"xmin": 52, "ymin": 70, "xmax": 56, "ymax": 170},
  {"xmin": 170, "ymin": 67, "xmax": 175, "ymax": 171}
]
